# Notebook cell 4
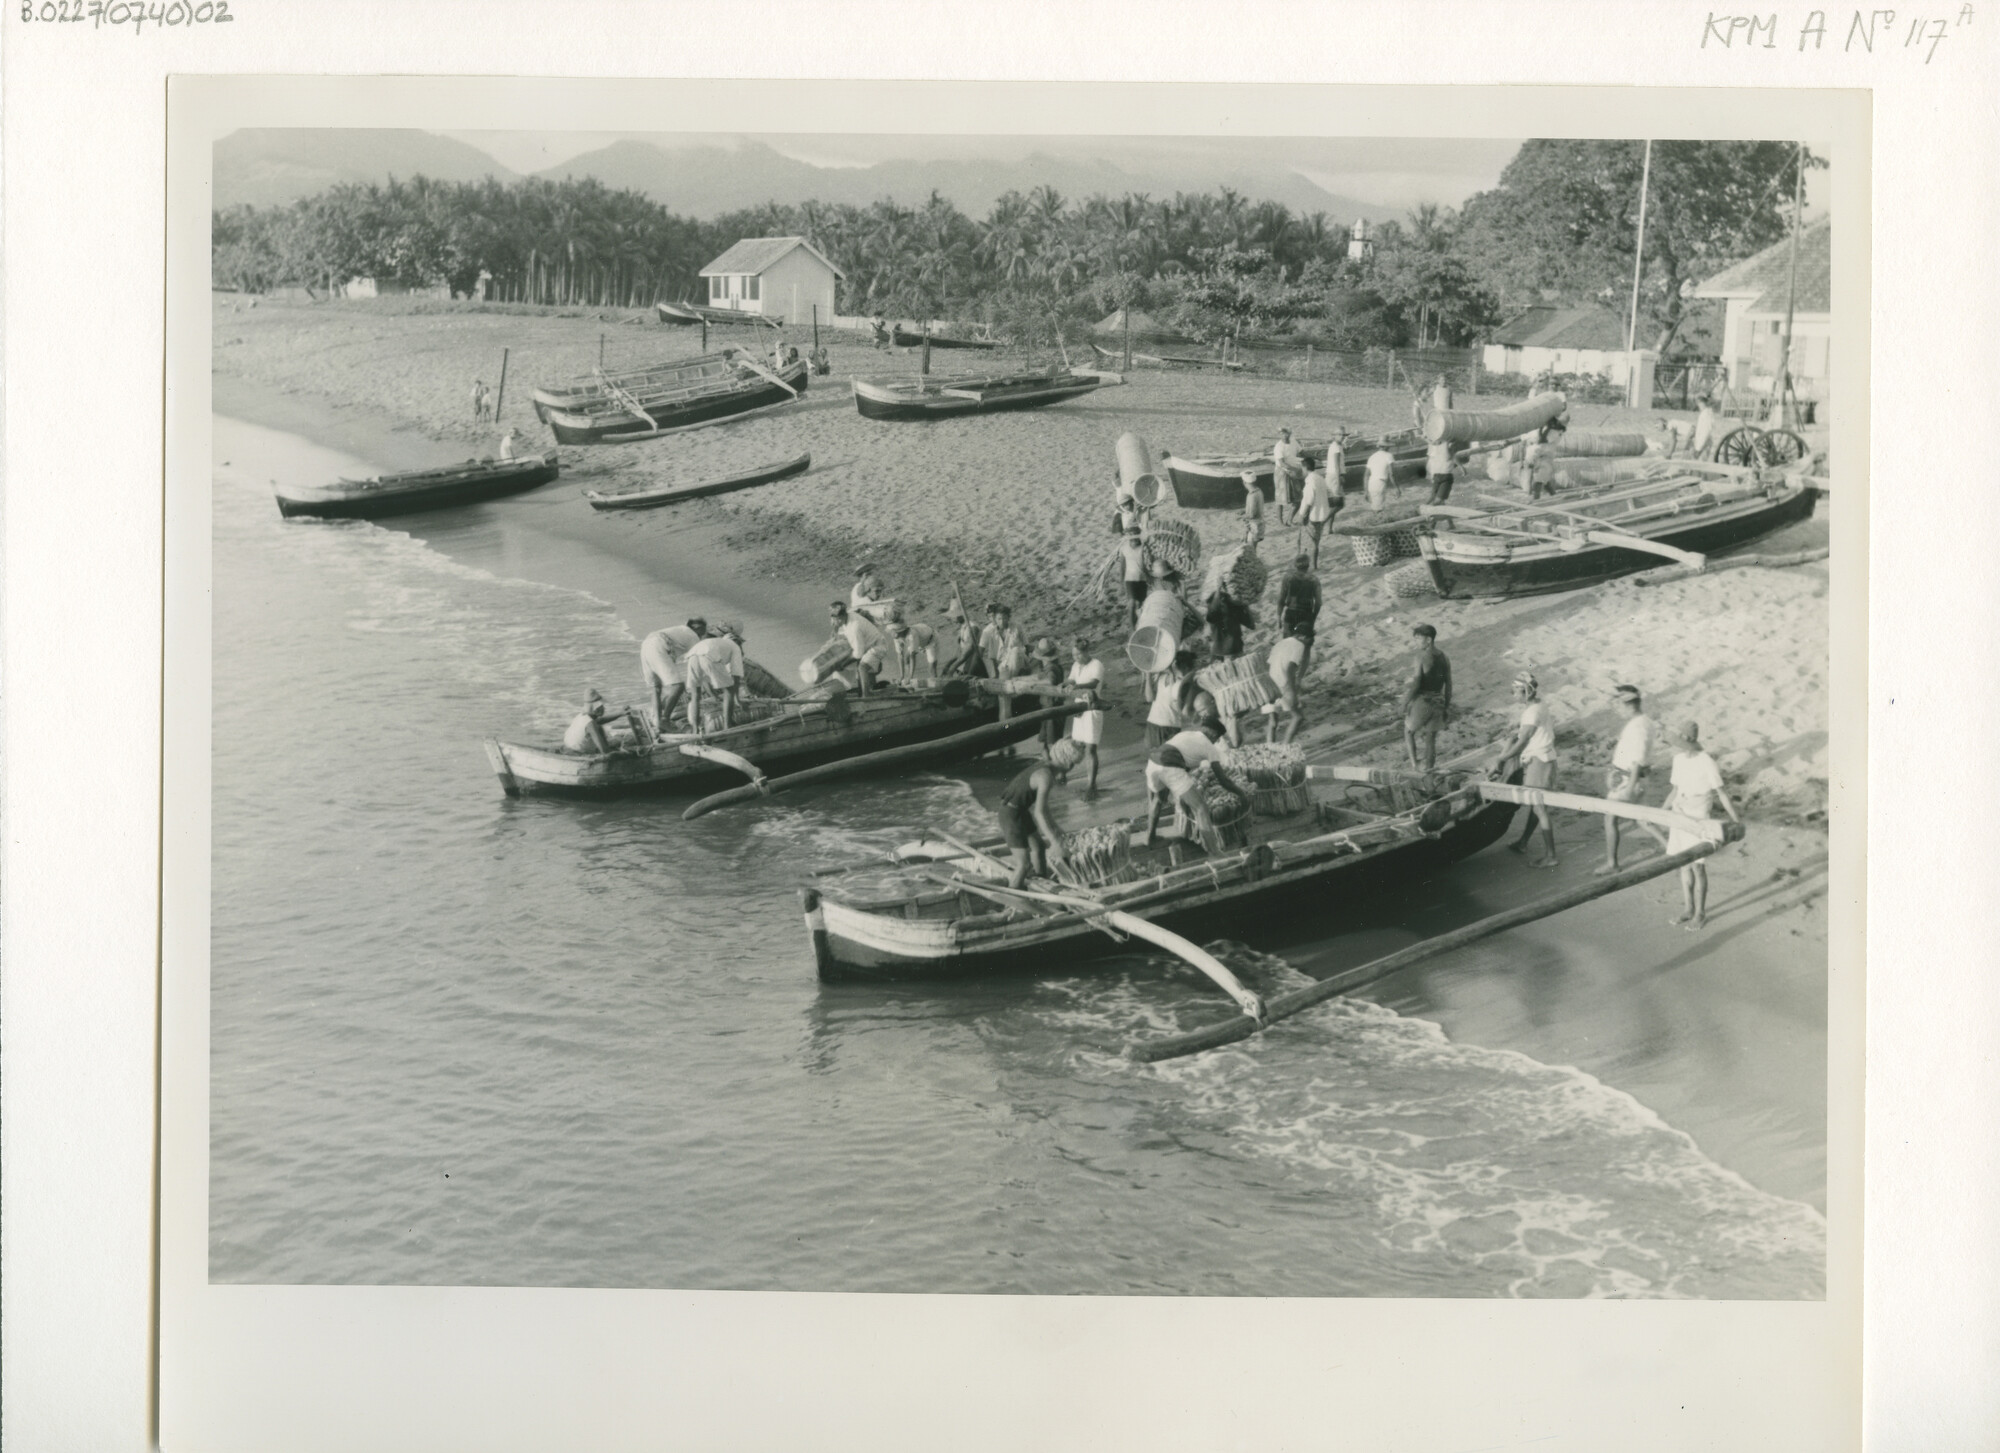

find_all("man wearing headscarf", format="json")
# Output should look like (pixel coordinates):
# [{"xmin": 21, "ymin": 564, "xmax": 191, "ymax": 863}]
[{"xmin": 1495, "ymin": 670, "xmax": 1560, "ymax": 868}]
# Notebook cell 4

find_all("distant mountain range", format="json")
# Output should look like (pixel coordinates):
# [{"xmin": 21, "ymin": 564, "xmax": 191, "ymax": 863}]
[{"xmin": 214, "ymin": 130, "xmax": 1405, "ymax": 225}]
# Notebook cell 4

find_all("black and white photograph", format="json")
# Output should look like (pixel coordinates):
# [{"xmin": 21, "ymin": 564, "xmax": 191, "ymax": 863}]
[{"xmin": 203, "ymin": 117, "xmax": 1837, "ymax": 1300}]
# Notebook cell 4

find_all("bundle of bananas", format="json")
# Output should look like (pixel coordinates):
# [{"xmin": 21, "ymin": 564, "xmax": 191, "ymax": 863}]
[{"xmin": 1055, "ymin": 822, "xmax": 1136, "ymax": 889}]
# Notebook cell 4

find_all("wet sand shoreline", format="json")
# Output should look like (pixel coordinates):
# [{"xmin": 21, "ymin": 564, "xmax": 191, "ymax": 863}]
[{"xmin": 212, "ymin": 297, "xmax": 1830, "ymax": 1211}]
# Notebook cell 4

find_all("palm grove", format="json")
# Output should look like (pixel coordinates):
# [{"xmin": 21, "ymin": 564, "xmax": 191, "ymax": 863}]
[{"xmin": 213, "ymin": 141, "xmax": 1814, "ymax": 357}]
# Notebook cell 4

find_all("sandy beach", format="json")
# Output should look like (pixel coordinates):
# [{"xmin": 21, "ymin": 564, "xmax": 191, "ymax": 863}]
[{"xmin": 213, "ymin": 292, "xmax": 1831, "ymax": 1208}]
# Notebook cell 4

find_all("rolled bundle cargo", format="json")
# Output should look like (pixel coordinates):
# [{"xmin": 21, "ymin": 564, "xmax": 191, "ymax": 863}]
[
  {"xmin": 1200, "ymin": 544, "xmax": 1269, "ymax": 604},
  {"xmin": 1554, "ymin": 431, "xmax": 1647, "ymax": 458},
  {"xmin": 1056, "ymin": 822, "xmax": 1138, "ymax": 889},
  {"xmin": 800, "ymin": 636, "xmax": 855, "ymax": 685},
  {"xmin": 742, "ymin": 657, "xmax": 794, "ymax": 699},
  {"xmin": 1125, "ymin": 588, "xmax": 1186, "ymax": 673},
  {"xmin": 1224, "ymin": 742, "xmax": 1307, "ymax": 788},
  {"xmin": 1197, "ymin": 653, "xmax": 1279, "ymax": 717},
  {"xmin": 1144, "ymin": 517, "xmax": 1202, "ymax": 577},
  {"xmin": 1115, "ymin": 432, "xmax": 1163, "ymax": 509},
  {"xmin": 1424, "ymin": 392, "xmax": 1568, "ymax": 445}
]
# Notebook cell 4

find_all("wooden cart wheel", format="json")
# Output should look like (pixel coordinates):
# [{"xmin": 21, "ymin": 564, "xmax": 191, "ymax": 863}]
[
  {"xmin": 1754, "ymin": 428, "xmax": 1808, "ymax": 467},
  {"xmin": 1714, "ymin": 426, "xmax": 1764, "ymax": 466}
]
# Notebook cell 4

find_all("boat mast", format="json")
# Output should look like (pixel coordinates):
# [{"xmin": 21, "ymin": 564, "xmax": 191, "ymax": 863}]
[
  {"xmin": 1624, "ymin": 139, "xmax": 1653, "ymax": 352},
  {"xmin": 1773, "ymin": 142, "xmax": 1805, "ymax": 423}
]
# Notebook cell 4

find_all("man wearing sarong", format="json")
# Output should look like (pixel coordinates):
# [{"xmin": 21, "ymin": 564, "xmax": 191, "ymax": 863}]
[{"xmin": 1400, "ymin": 624, "xmax": 1453, "ymax": 774}]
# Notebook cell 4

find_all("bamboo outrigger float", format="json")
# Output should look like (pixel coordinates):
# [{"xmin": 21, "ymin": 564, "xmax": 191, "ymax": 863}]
[{"xmin": 799, "ymin": 761, "xmax": 1744, "ymax": 1062}]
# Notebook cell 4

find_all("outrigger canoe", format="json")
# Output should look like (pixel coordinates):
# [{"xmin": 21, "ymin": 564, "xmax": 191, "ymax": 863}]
[
  {"xmin": 544, "ymin": 358, "xmax": 809, "ymax": 445},
  {"xmin": 273, "ymin": 451, "xmax": 560, "ymax": 520},
  {"xmin": 891, "ymin": 326, "xmax": 1002, "ymax": 351},
  {"xmin": 801, "ymin": 766, "xmax": 1519, "ymax": 981},
  {"xmin": 532, "ymin": 355, "xmax": 733, "ymax": 422},
  {"xmin": 484, "ymin": 678, "xmax": 1045, "ymax": 798},
  {"xmin": 851, "ymin": 369, "xmax": 1105, "ymax": 421},
  {"xmin": 1162, "ymin": 430, "xmax": 1428, "ymax": 509},
  {"xmin": 656, "ymin": 300, "xmax": 781, "ymax": 329},
  {"xmin": 1414, "ymin": 465, "xmax": 1817, "ymax": 598},
  {"xmin": 583, "ymin": 452, "xmax": 812, "ymax": 511}
]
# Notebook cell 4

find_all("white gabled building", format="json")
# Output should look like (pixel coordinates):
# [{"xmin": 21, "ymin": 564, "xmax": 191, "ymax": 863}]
[
  {"xmin": 697, "ymin": 236, "xmax": 844, "ymax": 325},
  {"xmin": 1692, "ymin": 216, "xmax": 1831, "ymax": 402}
]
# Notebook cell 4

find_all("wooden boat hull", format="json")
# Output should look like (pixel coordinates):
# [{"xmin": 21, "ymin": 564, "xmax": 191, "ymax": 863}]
[
  {"xmin": 584, "ymin": 452, "xmax": 811, "ymax": 510},
  {"xmin": 1418, "ymin": 481, "xmax": 1817, "ymax": 598},
  {"xmin": 546, "ymin": 362, "xmax": 809, "ymax": 444},
  {"xmin": 851, "ymin": 374, "xmax": 1103, "ymax": 421},
  {"xmin": 891, "ymin": 327, "xmax": 1001, "ymax": 350},
  {"xmin": 1164, "ymin": 433, "xmax": 1427, "ymax": 509},
  {"xmin": 655, "ymin": 301, "xmax": 704, "ymax": 325},
  {"xmin": 531, "ymin": 355, "xmax": 732, "ymax": 422},
  {"xmin": 804, "ymin": 792, "xmax": 1518, "ymax": 981},
  {"xmin": 274, "ymin": 452, "xmax": 561, "ymax": 520},
  {"xmin": 657, "ymin": 300, "xmax": 780, "ymax": 329},
  {"xmin": 484, "ymin": 688, "xmax": 1037, "ymax": 797}
]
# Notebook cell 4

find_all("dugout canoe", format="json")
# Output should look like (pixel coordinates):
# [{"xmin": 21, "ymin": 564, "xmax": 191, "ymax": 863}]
[
  {"xmin": 1415, "ymin": 468, "xmax": 1817, "ymax": 599},
  {"xmin": 851, "ymin": 369, "xmax": 1105, "ymax": 421},
  {"xmin": 274, "ymin": 450, "xmax": 561, "ymax": 520},
  {"xmin": 484, "ymin": 678, "xmax": 1041, "ymax": 798},
  {"xmin": 583, "ymin": 452, "xmax": 812, "ymax": 511},
  {"xmin": 800, "ymin": 767, "xmax": 1519, "ymax": 981},
  {"xmin": 544, "ymin": 358, "xmax": 810, "ymax": 444},
  {"xmin": 1162, "ymin": 430, "xmax": 1428, "ymax": 509},
  {"xmin": 656, "ymin": 300, "xmax": 781, "ymax": 329},
  {"xmin": 531, "ymin": 354, "xmax": 734, "ymax": 422},
  {"xmin": 891, "ymin": 326, "xmax": 1003, "ymax": 351}
]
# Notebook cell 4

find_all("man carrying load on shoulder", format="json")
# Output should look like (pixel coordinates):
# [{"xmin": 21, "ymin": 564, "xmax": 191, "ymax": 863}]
[
  {"xmin": 1145, "ymin": 646, "xmax": 1197, "ymax": 750},
  {"xmin": 1142, "ymin": 717, "xmax": 1251, "ymax": 851},
  {"xmin": 996, "ymin": 739, "xmax": 1081, "ymax": 888},
  {"xmin": 640, "ymin": 617, "xmax": 705, "ymax": 731}
]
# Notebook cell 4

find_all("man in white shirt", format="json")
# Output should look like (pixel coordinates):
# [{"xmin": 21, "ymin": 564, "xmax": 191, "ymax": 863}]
[
  {"xmin": 1365, "ymin": 444, "xmax": 1396, "ymax": 511},
  {"xmin": 1145, "ymin": 646, "xmax": 1196, "ymax": 749},
  {"xmin": 1496, "ymin": 670, "xmax": 1559, "ymax": 868},
  {"xmin": 1272, "ymin": 428, "xmax": 1304, "ymax": 524},
  {"xmin": 1426, "ymin": 438, "xmax": 1459, "ymax": 505},
  {"xmin": 886, "ymin": 616, "xmax": 937, "ymax": 681},
  {"xmin": 1665, "ymin": 720, "xmax": 1740, "ymax": 929},
  {"xmin": 1267, "ymin": 624, "xmax": 1310, "ymax": 745},
  {"xmin": 1064, "ymin": 637, "xmax": 1107, "ymax": 793},
  {"xmin": 640, "ymin": 618, "xmax": 706, "ymax": 731},
  {"xmin": 1297, "ymin": 465, "xmax": 1340, "ymax": 569},
  {"xmin": 563, "ymin": 689, "xmax": 616, "ymax": 754},
  {"xmin": 1142, "ymin": 717, "xmax": 1248, "ymax": 849},
  {"xmin": 1114, "ymin": 526, "xmax": 1149, "ymax": 626},
  {"xmin": 685, "ymin": 627, "xmax": 746, "ymax": 730},
  {"xmin": 1597, "ymin": 684, "xmax": 1669, "ymax": 874},
  {"xmin": 850, "ymin": 564, "xmax": 893, "ymax": 624},
  {"xmin": 828, "ymin": 602, "xmax": 888, "ymax": 695}
]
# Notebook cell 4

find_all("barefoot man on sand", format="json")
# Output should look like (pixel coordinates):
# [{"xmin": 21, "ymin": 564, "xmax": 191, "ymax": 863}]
[
  {"xmin": 1495, "ymin": 670, "xmax": 1560, "ymax": 868},
  {"xmin": 1666, "ymin": 721, "xmax": 1741, "ymax": 929},
  {"xmin": 1400, "ymin": 624, "xmax": 1452, "ymax": 774},
  {"xmin": 1595, "ymin": 684, "xmax": 1668, "ymax": 875}
]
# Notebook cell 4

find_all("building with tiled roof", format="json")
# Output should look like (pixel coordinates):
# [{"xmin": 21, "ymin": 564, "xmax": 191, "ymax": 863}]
[
  {"xmin": 1480, "ymin": 305, "xmax": 1648, "ymax": 387},
  {"xmin": 1693, "ymin": 216, "xmax": 1830, "ymax": 401},
  {"xmin": 697, "ymin": 236, "xmax": 844, "ymax": 325}
]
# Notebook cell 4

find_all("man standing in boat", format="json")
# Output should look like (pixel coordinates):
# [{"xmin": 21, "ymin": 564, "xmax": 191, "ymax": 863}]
[
  {"xmin": 1596, "ymin": 684, "xmax": 1667, "ymax": 875},
  {"xmin": 685, "ymin": 626, "xmax": 746, "ymax": 731},
  {"xmin": 1426, "ymin": 436, "xmax": 1459, "ymax": 505},
  {"xmin": 1400, "ymin": 624, "xmax": 1453, "ymax": 775},
  {"xmin": 1142, "ymin": 717, "xmax": 1251, "ymax": 852},
  {"xmin": 850, "ymin": 564, "xmax": 893, "ymax": 625},
  {"xmin": 1495, "ymin": 670, "xmax": 1560, "ymax": 868},
  {"xmin": 640, "ymin": 617, "xmax": 705, "ymax": 731},
  {"xmin": 1065, "ymin": 636, "xmax": 1107, "ymax": 794},
  {"xmin": 885, "ymin": 611, "xmax": 938, "ymax": 681},
  {"xmin": 828, "ymin": 602, "xmax": 888, "ymax": 696},
  {"xmin": 940, "ymin": 597, "xmax": 984, "ymax": 679},
  {"xmin": 996, "ymin": 739, "xmax": 1081, "ymax": 888}
]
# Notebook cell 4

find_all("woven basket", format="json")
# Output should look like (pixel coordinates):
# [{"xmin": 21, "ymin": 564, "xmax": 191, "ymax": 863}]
[
  {"xmin": 1350, "ymin": 533, "xmax": 1397, "ymax": 567},
  {"xmin": 1144, "ymin": 517, "xmax": 1202, "ymax": 577},
  {"xmin": 1388, "ymin": 528, "xmax": 1425, "ymax": 558}
]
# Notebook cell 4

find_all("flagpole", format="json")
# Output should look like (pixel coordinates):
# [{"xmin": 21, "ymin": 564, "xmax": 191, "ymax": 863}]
[
  {"xmin": 1625, "ymin": 140, "xmax": 1653, "ymax": 352},
  {"xmin": 1773, "ymin": 141, "xmax": 1805, "ymax": 423}
]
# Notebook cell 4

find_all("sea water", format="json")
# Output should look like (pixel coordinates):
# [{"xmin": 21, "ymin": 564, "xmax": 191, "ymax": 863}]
[{"xmin": 208, "ymin": 415, "xmax": 1825, "ymax": 1297}]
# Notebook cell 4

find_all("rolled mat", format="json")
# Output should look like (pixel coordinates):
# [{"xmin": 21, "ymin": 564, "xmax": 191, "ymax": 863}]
[
  {"xmin": 1197, "ymin": 654, "xmax": 1279, "ymax": 716},
  {"xmin": 1202, "ymin": 544, "xmax": 1269, "ymax": 603},
  {"xmin": 1144, "ymin": 517, "xmax": 1202, "ymax": 577},
  {"xmin": 1554, "ymin": 431, "xmax": 1647, "ymax": 458},
  {"xmin": 1116, "ymin": 431, "xmax": 1163, "ymax": 508},
  {"xmin": 1424, "ymin": 393, "xmax": 1568, "ymax": 445},
  {"xmin": 1125, "ymin": 588, "xmax": 1186, "ymax": 673},
  {"xmin": 800, "ymin": 636, "xmax": 855, "ymax": 685}
]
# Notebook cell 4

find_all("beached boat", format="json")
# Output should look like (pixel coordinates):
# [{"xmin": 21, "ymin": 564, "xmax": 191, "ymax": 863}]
[
  {"xmin": 1414, "ymin": 467, "xmax": 1817, "ymax": 598},
  {"xmin": 656, "ymin": 300, "xmax": 781, "ymax": 329},
  {"xmin": 273, "ymin": 451, "xmax": 561, "ymax": 520},
  {"xmin": 531, "ymin": 355, "xmax": 733, "ymax": 422},
  {"xmin": 544, "ymin": 358, "xmax": 810, "ymax": 445},
  {"xmin": 582, "ymin": 452, "xmax": 811, "ymax": 511},
  {"xmin": 891, "ymin": 326, "xmax": 1002, "ymax": 351},
  {"xmin": 484, "ymin": 679, "xmax": 1041, "ymax": 798},
  {"xmin": 851, "ymin": 369, "xmax": 1105, "ymax": 421},
  {"xmin": 1162, "ymin": 430, "xmax": 1428, "ymax": 509},
  {"xmin": 800, "ymin": 768, "xmax": 1518, "ymax": 981}
]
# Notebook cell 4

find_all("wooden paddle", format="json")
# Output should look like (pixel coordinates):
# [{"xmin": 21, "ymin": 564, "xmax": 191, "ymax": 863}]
[{"xmin": 925, "ymin": 832, "xmax": 1266, "ymax": 1021}]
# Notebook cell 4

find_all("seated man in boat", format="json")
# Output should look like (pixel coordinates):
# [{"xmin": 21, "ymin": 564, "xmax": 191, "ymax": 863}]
[
  {"xmin": 563, "ymin": 689, "xmax": 622, "ymax": 755},
  {"xmin": 1495, "ymin": 670, "xmax": 1560, "ymax": 869},
  {"xmin": 1142, "ymin": 718, "xmax": 1250, "ymax": 851},
  {"xmin": 640, "ymin": 617, "xmax": 706, "ymax": 731},
  {"xmin": 1267, "ymin": 622, "xmax": 1310, "ymax": 746},
  {"xmin": 684, "ymin": 626, "xmax": 746, "ymax": 731},
  {"xmin": 498, "ymin": 426, "xmax": 524, "ymax": 459},
  {"xmin": 828, "ymin": 602, "xmax": 888, "ymax": 695},
  {"xmin": 1400, "ymin": 624, "xmax": 1453, "ymax": 774},
  {"xmin": 995, "ymin": 739, "xmax": 1082, "ymax": 888}
]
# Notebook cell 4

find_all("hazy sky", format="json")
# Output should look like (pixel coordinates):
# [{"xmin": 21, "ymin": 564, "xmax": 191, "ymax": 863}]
[{"xmin": 440, "ymin": 132, "xmax": 1527, "ymax": 209}]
